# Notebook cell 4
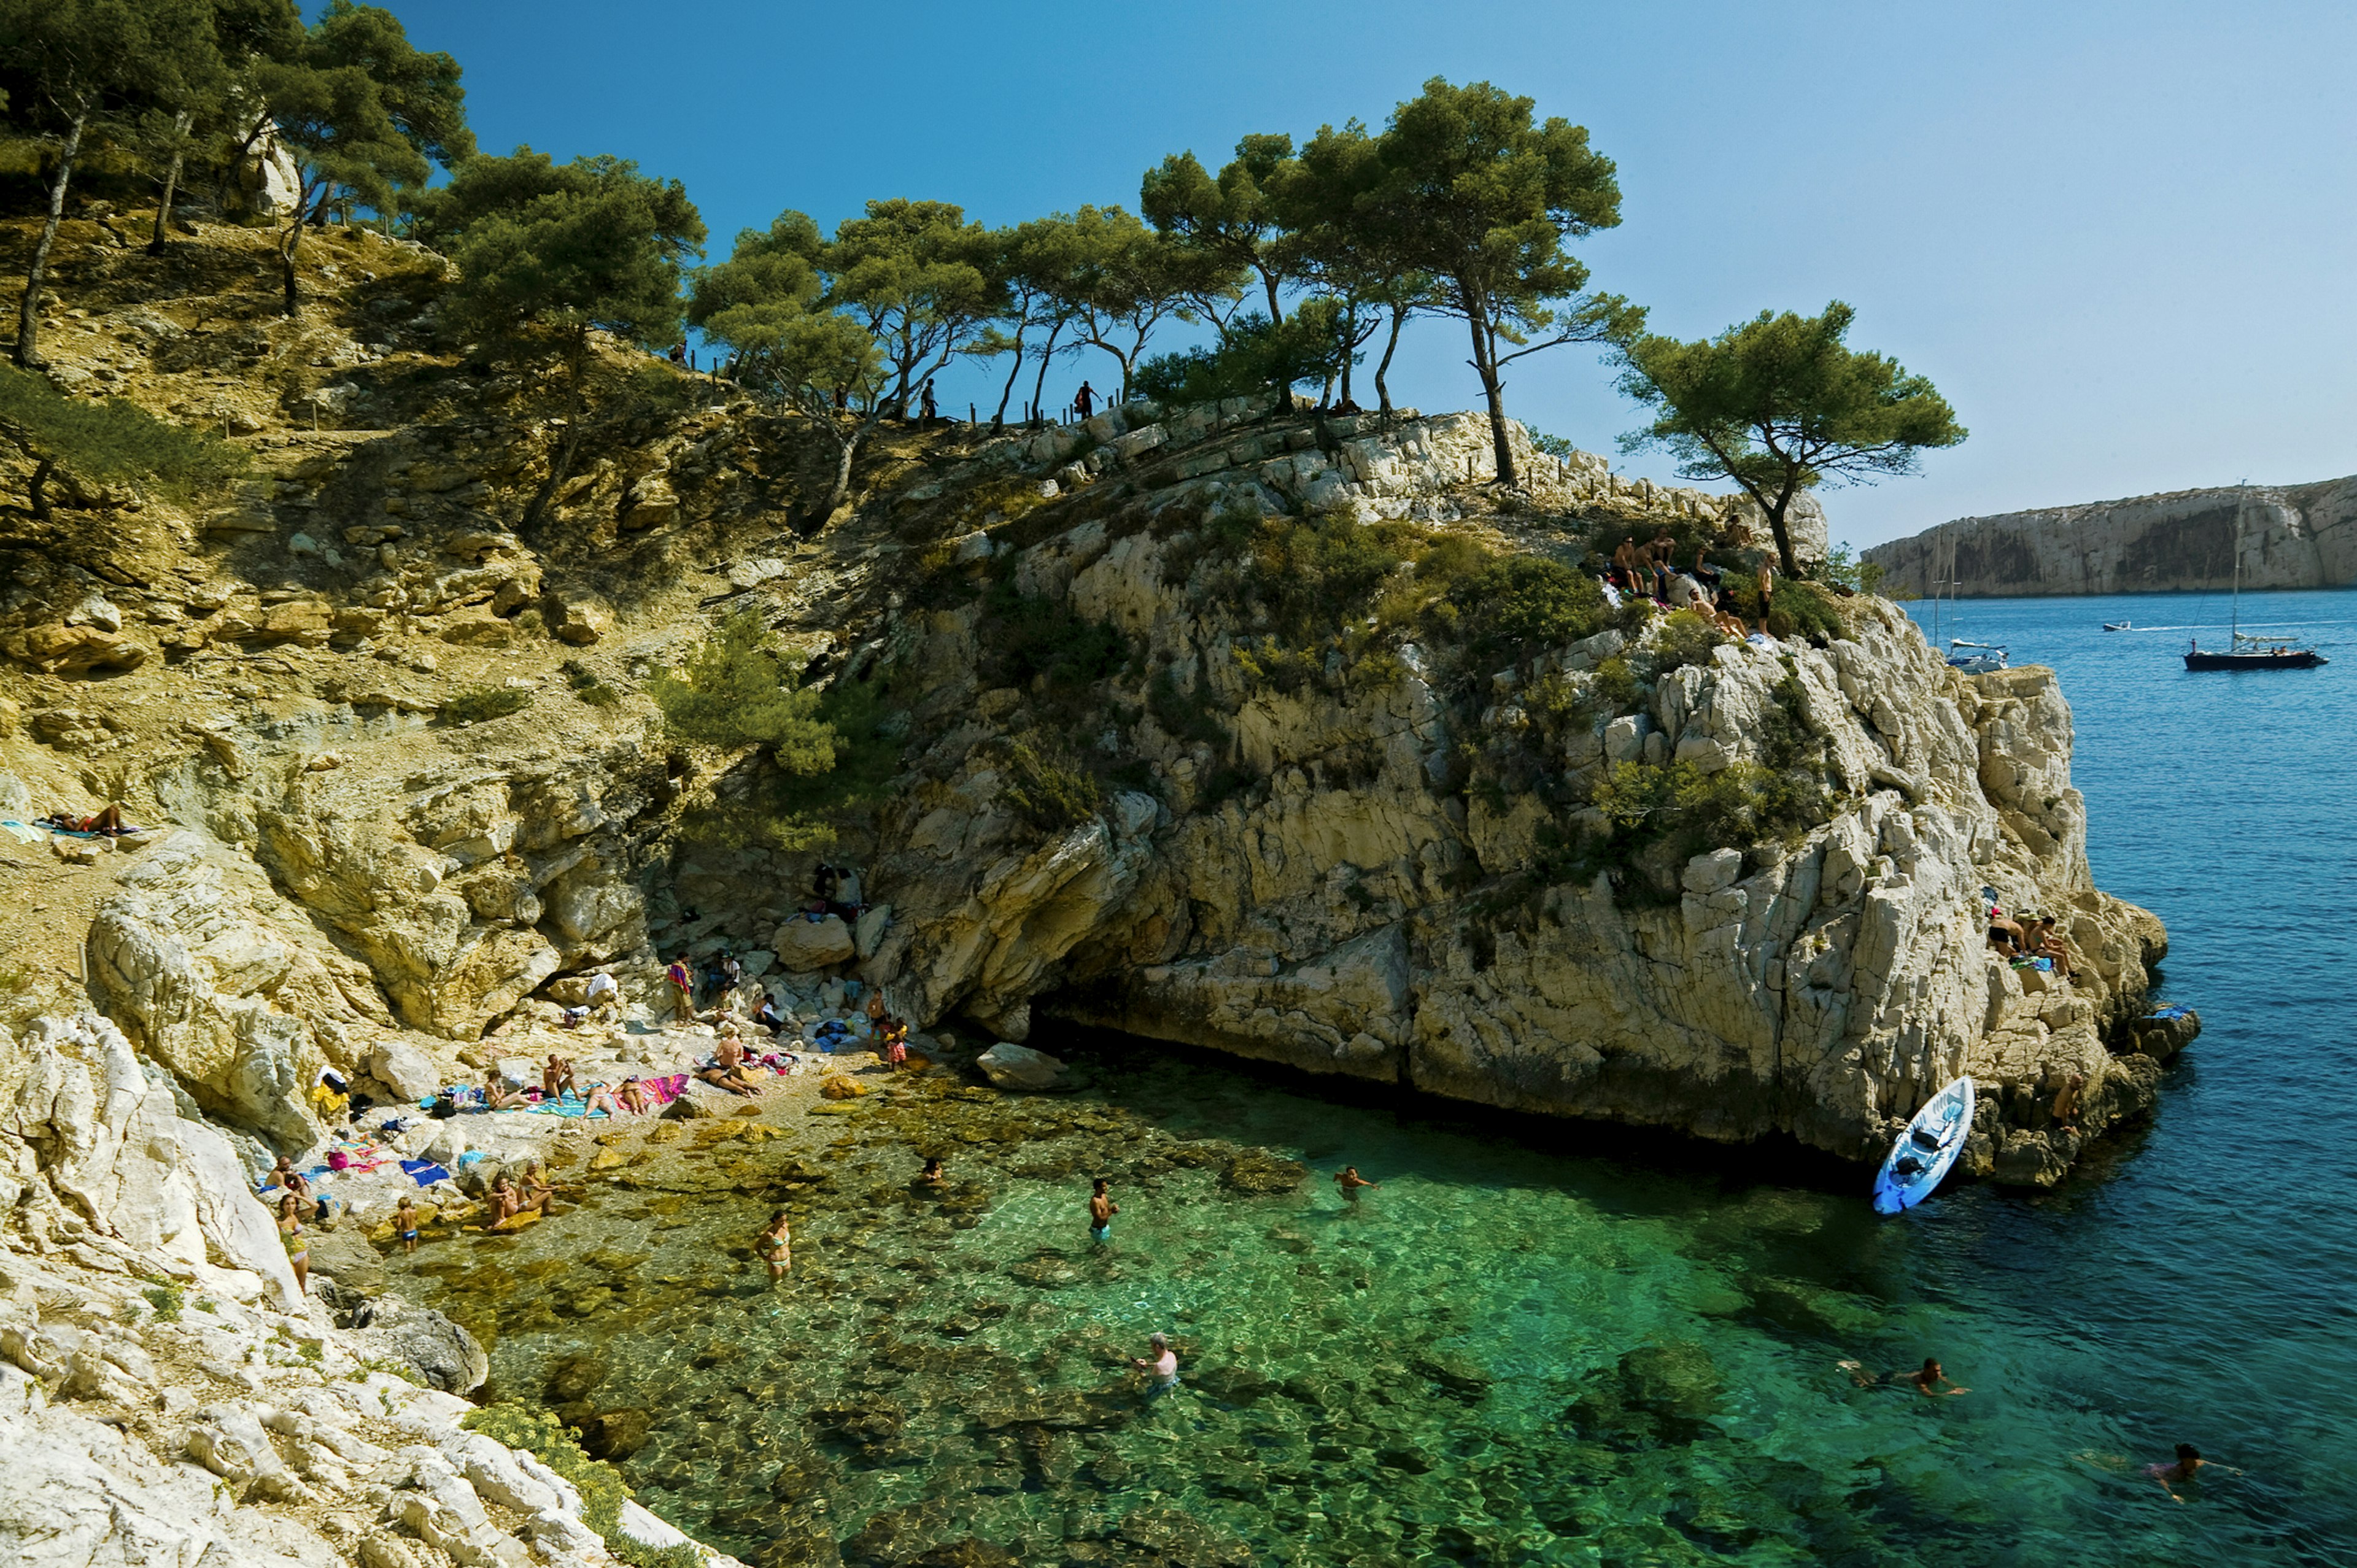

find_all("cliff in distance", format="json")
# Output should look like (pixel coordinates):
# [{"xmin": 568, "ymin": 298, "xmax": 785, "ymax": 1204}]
[{"xmin": 1865, "ymin": 476, "xmax": 2357, "ymax": 597}]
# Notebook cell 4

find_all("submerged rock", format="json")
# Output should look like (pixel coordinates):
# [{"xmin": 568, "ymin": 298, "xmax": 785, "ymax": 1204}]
[
  {"xmin": 1220, "ymin": 1150, "xmax": 1309, "ymax": 1194},
  {"xmin": 975, "ymin": 1042, "xmax": 1068, "ymax": 1091},
  {"xmin": 349, "ymin": 1294, "xmax": 490, "ymax": 1392}
]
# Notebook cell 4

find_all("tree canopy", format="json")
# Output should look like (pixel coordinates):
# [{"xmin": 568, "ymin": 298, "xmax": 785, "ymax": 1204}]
[
  {"xmin": 0, "ymin": 361, "xmax": 245, "ymax": 519},
  {"xmin": 0, "ymin": 0, "xmax": 263, "ymax": 365},
  {"xmin": 1616, "ymin": 301, "xmax": 1967, "ymax": 576},
  {"xmin": 1140, "ymin": 133, "xmax": 1298, "ymax": 326},
  {"xmin": 428, "ymin": 147, "xmax": 703, "ymax": 531},
  {"xmin": 1337, "ymin": 78, "xmax": 1637, "ymax": 487},
  {"xmin": 255, "ymin": 0, "xmax": 471, "ymax": 313}
]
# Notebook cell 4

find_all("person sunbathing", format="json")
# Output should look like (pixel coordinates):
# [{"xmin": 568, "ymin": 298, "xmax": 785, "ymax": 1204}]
[
  {"xmin": 517, "ymin": 1161, "xmax": 554, "ymax": 1211},
  {"xmin": 616, "ymin": 1077, "xmax": 650, "ymax": 1115},
  {"xmin": 270, "ymin": 1155, "xmax": 311, "ymax": 1197},
  {"xmin": 47, "ymin": 804, "xmax": 127, "ymax": 835},
  {"xmin": 488, "ymin": 1175, "xmax": 524, "ymax": 1225},
  {"xmin": 582, "ymin": 1081, "xmax": 621, "ymax": 1116},
  {"xmin": 697, "ymin": 1035, "xmax": 760, "ymax": 1097},
  {"xmin": 542, "ymin": 1054, "xmax": 577, "ymax": 1099},
  {"xmin": 2034, "ymin": 917, "xmax": 2076, "ymax": 979},
  {"xmin": 482, "ymin": 1067, "xmax": 523, "ymax": 1110}
]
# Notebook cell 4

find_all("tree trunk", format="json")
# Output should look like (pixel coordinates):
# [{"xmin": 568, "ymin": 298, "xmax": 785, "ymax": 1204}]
[
  {"xmin": 279, "ymin": 220, "xmax": 304, "ymax": 316},
  {"xmin": 990, "ymin": 333, "xmax": 1027, "ymax": 431},
  {"xmin": 1375, "ymin": 306, "xmax": 1406, "ymax": 417},
  {"xmin": 1765, "ymin": 491, "xmax": 1801, "ymax": 579},
  {"xmin": 1463, "ymin": 292, "xmax": 1516, "ymax": 487},
  {"xmin": 1261, "ymin": 267, "xmax": 1283, "ymax": 326},
  {"xmin": 1027, "ymin": 336, "xmax": 1058, "ymax": 428},
  {"xmin": 14, "ymin": 107, "xmax": 88, "ymax": 369},
  {"xmin": 148, "ymin": 112, "xmax": 192, "ymax": 255},
  {"xmin": 28, "ymin": 455, "xmax": 55, "ymax": 522},
  {"xmin": 521, "ymin": 349, "xmax": 590, "ymax": 536},
  {"xmin": 821, "ymin": 434, "xmax": 858, "ymax": 524}
]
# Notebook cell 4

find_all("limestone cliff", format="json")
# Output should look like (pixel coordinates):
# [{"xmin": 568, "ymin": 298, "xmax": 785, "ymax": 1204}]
[
  {"xmin": 1866, "ymin": 476, "xmax": 2357, "ymax": 596},
  {"xmin": 0, "ymin": 212, "xmax": 2185, "ymax": 1214}
]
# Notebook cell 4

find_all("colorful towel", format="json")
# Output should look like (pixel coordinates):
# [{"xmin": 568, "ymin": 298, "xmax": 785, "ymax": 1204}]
[
  {"xmin": 528, "ymin": 1092, "xmax": 608, "ymax": 1119},
  {"xmin": 638, "ymin": 1073, "xmax": 688, "ymax": 1105},
  {"xmin": 400, "ymin": 1159, "xmax": 452, "ymax": 1187}
]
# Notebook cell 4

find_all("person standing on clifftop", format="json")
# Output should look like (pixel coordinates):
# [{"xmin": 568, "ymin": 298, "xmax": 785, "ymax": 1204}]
[
  {"xmin": 1074, "ymin": 380, "xmax": 1096, "ymax": 420},
  {"xmin": 1755, "ymin": 558, "xmax": 1777, "ymax": 635}
]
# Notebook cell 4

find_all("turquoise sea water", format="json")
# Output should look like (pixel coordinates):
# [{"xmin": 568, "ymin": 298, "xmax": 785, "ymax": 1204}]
[{"xmin": 396, "ymin": 588, "xmax": 2357, "ymax": 1567}]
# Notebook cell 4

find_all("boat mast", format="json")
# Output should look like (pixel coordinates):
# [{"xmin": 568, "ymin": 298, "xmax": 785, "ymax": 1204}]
[{"xmin": 2231, "ymin": 484, "xmax": 2244, "ymax": 643}]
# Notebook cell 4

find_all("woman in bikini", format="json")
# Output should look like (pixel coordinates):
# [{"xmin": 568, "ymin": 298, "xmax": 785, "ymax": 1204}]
[
  {"xmin": 616, "ymin": 1077, "xmax": 650, "ymax": 1116},
  {"xmin": 582, "ymin": 1081, "xmax": 621, "ymax": 1117},
  {"xmin": 482, "ymin": 1067, "xmax": 522, "ymax": 1110},
  {"xmin": 518, "ymin": 1161, "xmax": 554, "ymax": 1213},
  {"xmin": 756, "ymin": 1211, "xmax": 792, "ymax": 1281},
  {"xmin": 277, "ymin": 1192, "xmax": 310, "ymax": 1293}
]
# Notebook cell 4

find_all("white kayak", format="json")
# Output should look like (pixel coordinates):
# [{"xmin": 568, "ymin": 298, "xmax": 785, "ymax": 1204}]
[{"xmin": 1871, "ymin": 1076, "xmax": 1975, "ymax": 1215}]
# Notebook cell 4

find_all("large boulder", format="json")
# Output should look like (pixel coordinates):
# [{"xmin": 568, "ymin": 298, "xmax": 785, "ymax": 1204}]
[
  {"xmin": 2, "ymin": 622, "xmax": 151, "ymax": 674},
  {"xmin": 370, "ymin": 1038, "xmax": 442, "ymax": 1101},
  {"xmin": 349, "ymin": 1294, "xmax": 490, "ymax": 1393},
  {"xmin": 975, "ymin": 1041, "xmax": 1067, "ymax": 1091},
  {"xmin": 772, "ymin": 915, "xmax": 854, "ymax": 972},
  {"xmin": 544, "ymin": 595, "xmax": 611, "ymax": 646}
]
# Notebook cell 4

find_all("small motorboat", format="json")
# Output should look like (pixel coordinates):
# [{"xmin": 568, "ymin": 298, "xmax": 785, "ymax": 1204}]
[{"xmin": 2102, "ymin": 620, "xmax": 2131, "ymax": 631}]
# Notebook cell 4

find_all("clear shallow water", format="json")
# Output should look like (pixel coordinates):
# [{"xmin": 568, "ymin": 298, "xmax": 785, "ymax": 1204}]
[{"xmin": 396, "ymin": 589, "xmax": 2357, "ymax": 1567}]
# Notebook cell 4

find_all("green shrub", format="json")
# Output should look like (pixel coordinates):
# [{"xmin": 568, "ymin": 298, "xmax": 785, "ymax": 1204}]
[
  {"xmin": 141, "ymin": 1280, "xmax": 185, "ymax": 1323},
  {"xmin": 562, "ymin": 658, "xmax": 622, "ymax": 708},
  {"xmin": 442, "ymin": 686, "xmax": 532, "ymax": 725},
  {"xmin": 649, "ymin": 611, "xmax": 833, "ymax": 767},
  {"xmin": 978, "ymin": 579, "xmax": 1131, "ymax": 692},
  {"xmin": 1768, "ymin": 580, "xmax": 1848, "ymax": 644},
  {"xmin": 1651, "ymin": 608, "xmax": 1725, "ymax": 676},
  {"xmin": 1446, "ymin": 555, "xmax": 1607, "ymax": 665},
  {"xmin": 1821, "ymin": 540, "xmax": 1887, "ymax": 597},
  {"xmin": 1590, "ymin": 655, "xmax": 1641, "ymax": 712},
  {"xmin": 0, "ymin": 363, "xmax": 247, "ymax": 516},
  {"xmin": 463, "ymin": 1402, "xmax": 630, "ymax": 1537},
  {"xmin": 999, "ymin": 738, "xmax": 1102, "ymax": 832}
]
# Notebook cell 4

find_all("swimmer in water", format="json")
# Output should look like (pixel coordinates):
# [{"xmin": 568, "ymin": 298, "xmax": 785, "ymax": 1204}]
[
  {"xmin": 2148, "ymin": 1443, "xmax": 2239, "ymax": 1502},
  {"xmin": 919, "ymin": 1157, "xmax": 946, "ymax": 1188},
  {"xmin": 1088, "ymin": 1179, "xmax": 1119, "ymax": 1244},
  {"xmin": 1334, "ymin": 1166, "xmax": 1380, "ymax": 1205},
  {"xmin": 1840, "ymin": 1356, "xmax": 1969, "ymax": 1397}
]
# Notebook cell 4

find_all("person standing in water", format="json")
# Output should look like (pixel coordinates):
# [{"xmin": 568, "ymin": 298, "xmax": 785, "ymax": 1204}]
[
  {"xmin": 396, "ymin": 1195, "xmax": 420, "ymax": 1254},
  {"xmin": 757, "ymin": 1211, "xmax": 792, "ymax": 1282},
  {"xmin": 1132, "ymin": 1331, "xmax": 1178, "ymax": 1394},
  {"xmin": 1334, "ymin": 1166, "xmax": 1380, "ymax": 1205},
  {"xmin": 1088, "ymin": 1178, "xmax": 1119, "ymax": 1244}
]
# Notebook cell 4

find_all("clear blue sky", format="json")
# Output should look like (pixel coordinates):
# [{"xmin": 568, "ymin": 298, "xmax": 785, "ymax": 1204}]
[{"xmin": 377, "ymin": 0, "xmax": 2355, "ymax": 548}]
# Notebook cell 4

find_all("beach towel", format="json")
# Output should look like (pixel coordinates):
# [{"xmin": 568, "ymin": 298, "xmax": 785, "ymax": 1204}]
[
  {"xmin": 400, "ymin": 1159, "xmax": 452, "ymax": 1187},
  {"xmin": 2146, "ymin": 1003, "xmax": 2190, "ymax": 1021},
  {"xmin": 528, "ymin": 1092, "xmax": 608, "ymax": 1119},
  {"xmin": 638, "ymin": 1073, "xmax": 688, "ymax": 1105},
  {"xmin": 0, "ymin": 821, "xmax": 41, "ymax": 845}
]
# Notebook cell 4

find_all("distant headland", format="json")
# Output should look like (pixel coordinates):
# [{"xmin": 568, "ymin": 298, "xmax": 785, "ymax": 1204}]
[{"xmin": 1867, "ymin": 475, "xmax": 2357, "ymax": 597}]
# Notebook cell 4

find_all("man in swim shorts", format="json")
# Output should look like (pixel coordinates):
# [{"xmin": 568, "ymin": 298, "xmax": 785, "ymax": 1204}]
[
  {"xmin": 1334, "ymin": 1166, "xmax": 1380, "ymax": 1205},
  {"xmin": 1088, "ymin": 1178, "xmax": 1118, "ymax": 1244}
]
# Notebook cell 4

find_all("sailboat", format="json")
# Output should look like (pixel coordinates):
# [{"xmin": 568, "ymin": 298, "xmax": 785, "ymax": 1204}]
[
  {"xmin": 1930, "ymin": 527, "xmax": 2008, "ymax": 673},
  {"xmin": 2183, "ymin": 489, "xmax": 2328, "ymax": 671}
]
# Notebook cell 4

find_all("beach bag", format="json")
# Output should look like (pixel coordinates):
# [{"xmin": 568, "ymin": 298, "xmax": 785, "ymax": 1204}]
[{"xmin": 429, "ymin": 1092, "xmax": 459, "ymax": 1120}]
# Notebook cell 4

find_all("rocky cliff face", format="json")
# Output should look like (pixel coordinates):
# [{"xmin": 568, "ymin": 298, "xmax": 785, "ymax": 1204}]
[
  {"xmin": 0, "ymin": 216, "xmax": 2180, "ymax": 1203},
  {"xmin": 1866, "ymin": 476, "xmax": 2357, "ymax": 596}
]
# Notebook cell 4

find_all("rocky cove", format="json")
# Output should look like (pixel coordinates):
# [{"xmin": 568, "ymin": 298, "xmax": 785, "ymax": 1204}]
[{"xmin": 0, "ymin": 215, "xmax": 2207, "ymax": 1566}]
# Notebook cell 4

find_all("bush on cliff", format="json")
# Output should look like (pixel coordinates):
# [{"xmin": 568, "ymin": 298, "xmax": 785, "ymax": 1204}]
[
  {"xmin": 461, "ymin": 1403, "xmax": 700, "ymax": 1568},
  {"xmin": 998, "ymin": 736, "xmax": 1102, "ymax": 833},
  {"xmin": 0, "ymin": 364, "xmax": 247, "ymax": 519},
  {"xmin": 1441, "ymin": 554, "xmax": 1608, "ymax": 665},
  {"xmin": 652, "ymin": 611, "xmax": 901, "ymax": 849}
]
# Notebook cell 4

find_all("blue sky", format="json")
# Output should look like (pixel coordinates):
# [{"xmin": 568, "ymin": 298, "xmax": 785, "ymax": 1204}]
[{"xmin": 379, "ymin": 0, "xmax": 2355, "ymax": 548}]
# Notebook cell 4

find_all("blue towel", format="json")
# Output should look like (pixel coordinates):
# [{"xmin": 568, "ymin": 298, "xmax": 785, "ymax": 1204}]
[
  {"xmin": 400, "ymin": 1159, "xmax": 452, "ymax": 1187},
  {"xmin": 2145, "ymin": 1004, "xmax": 2189, "ymax": 1021}
]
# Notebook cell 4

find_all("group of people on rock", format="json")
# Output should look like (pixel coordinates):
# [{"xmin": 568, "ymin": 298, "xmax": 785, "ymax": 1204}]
[
  {"xmin": 1606, "ymin": 527, "xmax": 1777, "ymax": 639},
  {"xmin": 1987, "ymin": 910, "xmax": 2076, "ymax": 980}
]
